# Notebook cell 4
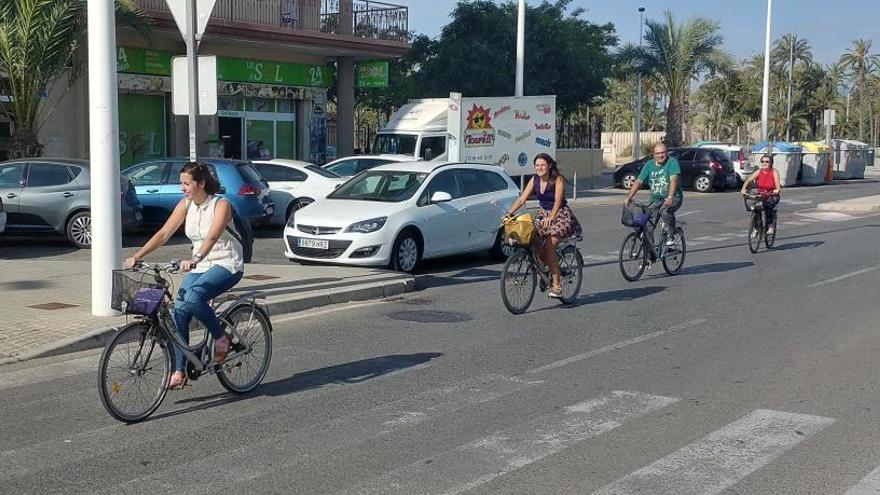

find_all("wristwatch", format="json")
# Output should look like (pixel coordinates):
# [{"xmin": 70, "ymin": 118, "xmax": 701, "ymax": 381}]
[{"xmin": 193, "ymin": 252, "xmax": 204, "ymax": 263}]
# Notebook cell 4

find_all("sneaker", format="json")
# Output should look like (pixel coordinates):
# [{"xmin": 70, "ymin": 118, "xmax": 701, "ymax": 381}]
[
  {"xmin": 548, "ymin": 286, "xmax": 563, "ymax": 299},
  {"xmin": 665, "ymin": 234, "xmax": 676, "ymax": 247},
  {"xmin": 766, "ymin": 226, "xmax": 775, "ymax": 236}
]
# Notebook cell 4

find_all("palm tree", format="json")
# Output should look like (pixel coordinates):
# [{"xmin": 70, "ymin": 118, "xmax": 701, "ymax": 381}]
[
  {"xmin": 617, "ymin": 10, "xmax": 732, "ymax": 146},
  {"xmin": 0, "ymin": 0, "xmax": 150, "ymax": 158},
  {"xmin": 839, "ymin": 38, "xmax": 880, "ymax": 141},
  {"xmin": 771, "ymin": 33, "xmax": 812, "ymax": 71}
]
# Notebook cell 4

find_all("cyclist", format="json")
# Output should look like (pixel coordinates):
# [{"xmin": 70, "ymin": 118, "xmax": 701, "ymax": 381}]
[
  {"xmin": 504, "ymin": 153, "xmax": 582, "ymax": 299},
  {"xmin": 125, "ymin": 161, "xmax": 245, "ymax": 389},
  {"xmin": 740, "ymin": 153, "xmax": 782, "ymax": 235},
  {"xmin": 624, "ymin": 142, "xmax": 683, "ymax": 246}
]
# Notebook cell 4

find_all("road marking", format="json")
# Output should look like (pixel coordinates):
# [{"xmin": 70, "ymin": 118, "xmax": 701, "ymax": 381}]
[
  {"xmin": 583, "ymin": 254, "xmax": 617, "ymax": 262},
  {"xmin": 785, "ymin": 198, "xmax": 814, "ymax": 205},
  {"xmin": 342, "ymin": 391, "xmax": 678, "ymax": 495},
  {"xmin": 808, "ymin": 264, "xmax": 880, "ymax": 288},
  {"xmin": 526, "ymin": 319, "xmax": 707, "ymax": 375},
  {"xmin": 692, "ymin": 236, "xmax": 731, "ymax": 242},
  {"xmin": 687, "ymin": 241, "xmax": 706, "ymax": 247},
  {"xmin": 786, "ymin": 221, "xmax": 807, "ymax": 226},
  {"xmin": 797, "ymin": 211, "xmax": 856, "ymax": 222},
  {"xmin": 678, "ymin": 210, "xmax": 701, "ymax": 218},
  {"xmin": 104, "ymin": 374, "xmax": 542, "ymax": 494},
  {"xmin": 593, "ymin": 409, "xmax": 834, "ymax": 495},
  {"xmin": 845, "ymin": 466, "xmax": 880, "ymax": 494}
]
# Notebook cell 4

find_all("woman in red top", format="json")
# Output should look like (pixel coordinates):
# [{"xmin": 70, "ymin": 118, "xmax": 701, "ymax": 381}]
[{"xmin": 741, "ymin": 154, "xmax": 782, "ymax": 234}]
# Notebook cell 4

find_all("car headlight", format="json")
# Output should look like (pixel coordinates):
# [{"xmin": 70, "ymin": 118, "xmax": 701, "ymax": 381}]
[
  {"xmin": 286, "ymin": 210, "xmax": 296, "ymax": 228},
  {"xmin": 345, "ymin": 217, "xmax": 387, "ymax": 233}
]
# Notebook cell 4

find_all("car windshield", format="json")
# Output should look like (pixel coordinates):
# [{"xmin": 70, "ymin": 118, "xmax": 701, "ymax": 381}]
[
  {"xmin": 306, "ymin": 165, "xmax": 341, "ymax": 178},
  {"xmin": 328, "ymin": 171, "xmax": 428, "ymax": 202},
  {"xmin": 372, "ymin": 134, "xmax": 417, "ymax": 155}
]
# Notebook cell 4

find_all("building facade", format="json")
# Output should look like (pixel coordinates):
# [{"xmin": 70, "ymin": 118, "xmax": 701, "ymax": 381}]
[{"xmin": 37, "ymin": 0, "xmax": 408, "ymax": 167}]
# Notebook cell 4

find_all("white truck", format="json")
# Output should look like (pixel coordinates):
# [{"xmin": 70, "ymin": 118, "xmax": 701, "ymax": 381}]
[{"xmin": 372, "ymin": 93, "xmax": 556, "ymax": 176}]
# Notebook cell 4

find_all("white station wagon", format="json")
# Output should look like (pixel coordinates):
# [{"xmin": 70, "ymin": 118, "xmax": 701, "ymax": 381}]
[{"xmin": 283, "ymin": 161, "xmax": 519, "ymax": 272}]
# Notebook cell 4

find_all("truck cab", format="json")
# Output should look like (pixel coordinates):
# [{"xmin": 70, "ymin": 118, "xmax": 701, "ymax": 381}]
[{"xmin": 372, "ymin": 131, "xmax": 447, "ymax": 161}]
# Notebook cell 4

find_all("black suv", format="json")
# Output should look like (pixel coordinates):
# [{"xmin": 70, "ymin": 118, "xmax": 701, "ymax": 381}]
[{"xmin": 613, "ymin": 147, "xmax": 738, "ymax": 193}]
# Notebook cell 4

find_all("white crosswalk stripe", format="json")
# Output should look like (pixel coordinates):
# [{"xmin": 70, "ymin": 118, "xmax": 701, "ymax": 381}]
[
  {"xmin": 592, "ymin": 409, "xmax": 835, "ymax": 495},
  {"xmin": 341, "ymin": 390, "xmax": 679, "ymax": 495},
  {"xmin": 103, "ymin": 374, "xmax": 542, "ymax": 494},
  {"xmin": 845, "ymin": 466, "xmax": 880, "ymax": 494}
]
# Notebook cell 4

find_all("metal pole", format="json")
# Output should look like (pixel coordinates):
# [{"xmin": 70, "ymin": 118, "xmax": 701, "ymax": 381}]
[
  {"xmin": 760, "ymin": 0, "xmax": 772, "ymax": 142},
  {"xmin": 786, "ymin": 31, "xmax": 793, "ymax": 141},
  {"xmin": 186, "ymin": 0, "xmax": 200, "ymax": 161},
  {"xmin": 634, "ymin": 7, "xmax": 645, "ymax": 161},
  {"xmin": 88, "ymin": 0, "xmax": 122, "ymax": 316},
  {"xmin": 572, "ymin": 170, "xmax": 577, "ymax": 200},
  {"xmin": 515, "ymin": 0, "xmax": 525, "ymax": 96}
]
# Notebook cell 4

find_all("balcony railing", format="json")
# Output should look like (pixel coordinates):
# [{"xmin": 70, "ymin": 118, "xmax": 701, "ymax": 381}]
[{"xmin": 137, "ymin": 0, "xmax": 409, "ymax": 43}]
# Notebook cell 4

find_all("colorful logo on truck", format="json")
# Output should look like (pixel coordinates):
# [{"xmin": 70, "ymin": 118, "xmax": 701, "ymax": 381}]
[{"xmin": 465, "ymin": 104, "xmax": 496, "ymax": 147}]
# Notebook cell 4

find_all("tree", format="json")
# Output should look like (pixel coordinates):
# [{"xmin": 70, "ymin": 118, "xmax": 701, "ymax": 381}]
[
  {"xmin": 407, "ymin": 0, "xmax": 617, "ymax": 118},
  {"xmin": 0, "ymin": 0, "xmax": 150, "ymax": 158},
  {"xmin": 839, "ymin": 38, "xmax": 880, "ymax": 141},
  {"xmin": 771, "ymin": 33, "xmax": 812, "ymax": 71},
  {"xmin": 617, "ymin": 10, "xmax": 732, "ymax": 146}
]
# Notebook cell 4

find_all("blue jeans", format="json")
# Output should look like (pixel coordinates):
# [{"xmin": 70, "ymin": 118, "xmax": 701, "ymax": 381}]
[{"xmin": 172, "ymin": 266, "xmax": 243, "ymax": 371}]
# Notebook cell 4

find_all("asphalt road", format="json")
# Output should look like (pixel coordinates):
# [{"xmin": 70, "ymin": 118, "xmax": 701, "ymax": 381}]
[{"xmin": 3, "ymin": 181, "xmax": 880, "ymax": 494}]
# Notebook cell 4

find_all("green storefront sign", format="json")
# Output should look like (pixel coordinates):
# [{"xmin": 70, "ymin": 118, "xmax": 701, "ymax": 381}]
[
  {"xmin": 116, "ymin": 47, "xmax": 172, "ymax": 76},
  {"xmin": 216, "ymin": 58, "xmax": 333, "ymax": 88},
  {"xmin": 117, "ymin": 47, "xmax": 333, "ymax": 88},
  {"xmin": 357, "ymin": 61, "xmax": 389, "ymax": 88}
]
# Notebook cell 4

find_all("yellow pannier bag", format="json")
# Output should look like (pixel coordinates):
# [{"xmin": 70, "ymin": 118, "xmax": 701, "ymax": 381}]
[{"xmin": 503, "ymin": 213, "xmax": 536, "ymax": 247}]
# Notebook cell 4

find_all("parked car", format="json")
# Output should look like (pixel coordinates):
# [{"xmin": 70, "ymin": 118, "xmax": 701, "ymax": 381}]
[
  {"xmin": 695, "ymin": 142, "xmax": 754, "ymax": 184},
  {"xmin": 0, "ymin": 158, "xmax": 142, "ymax": 248},
  {"xmin": 0, "ymin": 197, "xmax": 6, "ymax": 234},
  {"xmin": 252, "ymin": 159, "xmax": 345, "ymax": 226},
  {"xmin": 284, "ymin": 161, "xmax": 519, "ymax": 272},
  {"xmin": 122, "ymin": 158, "xmax": 273, "ymax": 226},
  {"xmin": 613, "ymin": 148, "xmax": 738, "ymax": 193},
  {"xmin": 322, "ymin": 154, "xmax": 416, "ymax": 177}
]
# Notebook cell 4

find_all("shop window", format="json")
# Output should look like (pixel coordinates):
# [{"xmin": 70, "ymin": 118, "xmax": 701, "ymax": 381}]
[{"xmin": 247, "ymin": 98, "xmax": 274, "ymax": 112}]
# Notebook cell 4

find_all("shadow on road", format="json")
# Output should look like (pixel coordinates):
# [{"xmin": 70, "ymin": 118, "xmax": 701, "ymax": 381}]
[
  {"xmin": 676, "ymin": 261, "xmax": 753, "ymax": 276},
  {"xmin": 148, "ymin": 352, "xmax": 444, "ymax": 421},
  {"xmin": 767, "ymin": 241, "xmax": 825, "ymax": 251},
  {"xmin": 536, "ymin": 286, "xmax": 666, "ymax": 312}
]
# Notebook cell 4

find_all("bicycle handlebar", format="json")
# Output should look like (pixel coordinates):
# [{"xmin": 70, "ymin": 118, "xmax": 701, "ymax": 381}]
[{"xmin": 133, "ymin": 259, "xmax": 181, "ymax": 274}]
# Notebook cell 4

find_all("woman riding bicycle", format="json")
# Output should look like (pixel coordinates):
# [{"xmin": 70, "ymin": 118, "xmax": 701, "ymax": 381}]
[
  {"xmin": 504, "ymin": 153, "xmax": 582, "ymax": 299},
  {"xmin": 126, "ymin": 161, "xmax": 245, "ymax": 389},
  {"xmin": 740, "ymin": 153, "xmax": 782, "ymax": 235}
]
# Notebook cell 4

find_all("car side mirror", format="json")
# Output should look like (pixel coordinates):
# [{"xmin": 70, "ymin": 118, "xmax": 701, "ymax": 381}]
[{"xmin": 430, "ymin": 191, "xmax": 452, "ymax": 203}]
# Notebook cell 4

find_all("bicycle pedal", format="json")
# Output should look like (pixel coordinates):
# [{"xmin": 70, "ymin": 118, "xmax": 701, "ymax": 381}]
[{"xmin": 231, "ymin": 341, "xmax": 246, "ymax": 353}]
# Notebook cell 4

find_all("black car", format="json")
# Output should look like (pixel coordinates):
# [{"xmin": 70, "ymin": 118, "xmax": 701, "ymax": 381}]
[{"xmin": 613, "ymin": 148, "xmax": 738, "ymax": 193}]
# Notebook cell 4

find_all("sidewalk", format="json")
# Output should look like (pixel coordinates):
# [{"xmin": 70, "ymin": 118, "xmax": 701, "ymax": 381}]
[{"xmin": 0, "ymin": 260, "xmax": 415, "ymax": 365}]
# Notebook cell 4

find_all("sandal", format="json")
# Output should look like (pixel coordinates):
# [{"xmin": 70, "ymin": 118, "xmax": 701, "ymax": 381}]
[
  {"xmin": 548, "ymin": 285, "xmax": 563, "ymax": 299},
  {"xmin": 169, "ymin": 371, "xmax": 188, "ymax": 390},
  {"xmin": 214, "ymin": 336, "xmax": 230, "ymax": 365}
]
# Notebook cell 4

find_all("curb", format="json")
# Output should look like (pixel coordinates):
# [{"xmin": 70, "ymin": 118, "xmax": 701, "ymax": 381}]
[{"xmin": 3, "ymin": 276, "xmax": 417, "ymax": 365}]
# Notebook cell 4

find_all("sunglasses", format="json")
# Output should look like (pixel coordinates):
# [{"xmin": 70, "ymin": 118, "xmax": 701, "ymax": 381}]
[{"xmin": 760, "ymin": 160, "xmax": 771, "ymax": 163}]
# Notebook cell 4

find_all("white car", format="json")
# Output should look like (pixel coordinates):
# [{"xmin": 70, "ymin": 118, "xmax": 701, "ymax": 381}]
[
  {"xmin": 695, "ymin": 142, "xmax": 754, "ymax": 184},
  {"xmin": 252, "ymin": 159, "xmax": 346, "ymax": 226},
  {"xmin": 322, "ymin": 154, "xmax": 416, "ymax": 177},
  {"xmin": 284, "ymin": 161, "xmax": 519, "ymax": 272}
]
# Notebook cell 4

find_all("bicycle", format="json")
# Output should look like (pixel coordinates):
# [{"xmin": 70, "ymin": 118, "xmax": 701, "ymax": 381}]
[
  {"xmin": 744, "ymin": 193, "xmax": 777, "ymax": 253},
  {"xmin": 499, "ymin": 214, "xmax": 584, "ymax": 314},
  {"xmin": 618, "ymin": 201, "xmax": 687, "ymax": 282},
  {"xmin": 97, "ymin": 260, "xmax": 273, "ymax": 423}
]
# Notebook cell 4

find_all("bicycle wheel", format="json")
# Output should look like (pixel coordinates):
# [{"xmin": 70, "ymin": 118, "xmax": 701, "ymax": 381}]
[
  {"xmin": 619, "ymin": 232, "xmax": 647, "ymax": 282},
  {"xmin": 765, "ymin": 219, "xmax": 777, "ymax": 248},
  {"xmin": 500, "ymin": 249, "xmax": 537, "ymax": 314},
  {"xmin": 216, "ymin": 304, "xmax": 273, "ymax": 394},
  {"xmin": 558, "ymin": 245, "xmax": 583, "ymax": 304},
  {"xmin": 98, "ymin": 322, "xmax": 171, "ymax": 423},
  {"xmin": 662, "ymin": 227, "xmax": 687, "ymax": 275},
  {"xmin": 748, "ymin": 213, "xmax": 762, "ymax": 253}
]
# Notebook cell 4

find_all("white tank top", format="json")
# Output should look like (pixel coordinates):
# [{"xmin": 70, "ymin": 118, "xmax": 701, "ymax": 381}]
[{"xmin": 185, "ymin": 195, "xmax": 244, "ymax": 274}]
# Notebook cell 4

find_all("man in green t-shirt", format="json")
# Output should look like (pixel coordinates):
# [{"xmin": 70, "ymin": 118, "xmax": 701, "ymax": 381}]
[{"xmin": 624, "ymin": 142, "xmax": 683, "ymax": 246}]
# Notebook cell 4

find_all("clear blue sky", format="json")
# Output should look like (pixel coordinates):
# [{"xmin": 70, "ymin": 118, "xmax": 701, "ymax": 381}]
[{"xmin": 405, "ymin": 0, "xmax": 880, "ymax": 66}]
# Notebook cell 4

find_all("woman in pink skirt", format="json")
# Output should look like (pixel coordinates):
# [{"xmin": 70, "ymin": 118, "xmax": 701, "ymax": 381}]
[{"xmin": 504, "ymin": 153, "xmax": 582, "ymax": 298}]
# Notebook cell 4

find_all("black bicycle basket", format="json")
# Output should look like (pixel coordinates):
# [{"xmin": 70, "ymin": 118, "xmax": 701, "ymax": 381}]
[
  {"xmin": 111, "ymin": 270, "xmax": 166, "ymax": 315},
  {"xmin": 621, "ymin": 205, "xmax": 650, "ymax": 229}
]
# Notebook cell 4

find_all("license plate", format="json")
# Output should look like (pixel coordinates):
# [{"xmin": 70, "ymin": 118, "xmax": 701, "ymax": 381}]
[{"xmin": 297, "ymin": 238, "xmax": 329, "ymax": 250}]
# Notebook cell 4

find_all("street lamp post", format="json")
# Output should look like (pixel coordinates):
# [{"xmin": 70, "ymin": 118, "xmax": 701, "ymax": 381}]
[
  {"xmin": 87, "ymin": 0, "xmax": 123, "ymax": 316},
  {"xmin": 760, "ymin": 0, "xmax": 772, "ymax": 142},
  {"xmin": 786, "ymin": 31, "xmax": 794, "ymax": 142},
  {"xmin": 633, "ymin": 7, "xmax": 645, "ymax": 161},
  {"xmin": 515, "ymin": 0, "xmax": 525, "ymax": 97}
]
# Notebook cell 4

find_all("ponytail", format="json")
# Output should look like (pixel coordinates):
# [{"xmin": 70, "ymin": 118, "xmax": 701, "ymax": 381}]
[{"xmin": 181, "ymin": 161, "xmax": 221, "ymax": 194}]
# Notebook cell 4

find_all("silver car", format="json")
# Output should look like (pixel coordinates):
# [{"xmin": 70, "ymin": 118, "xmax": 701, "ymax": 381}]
[{"xmin": 0, "ymin": 159, "xmax": 142, "ymax": 248}]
